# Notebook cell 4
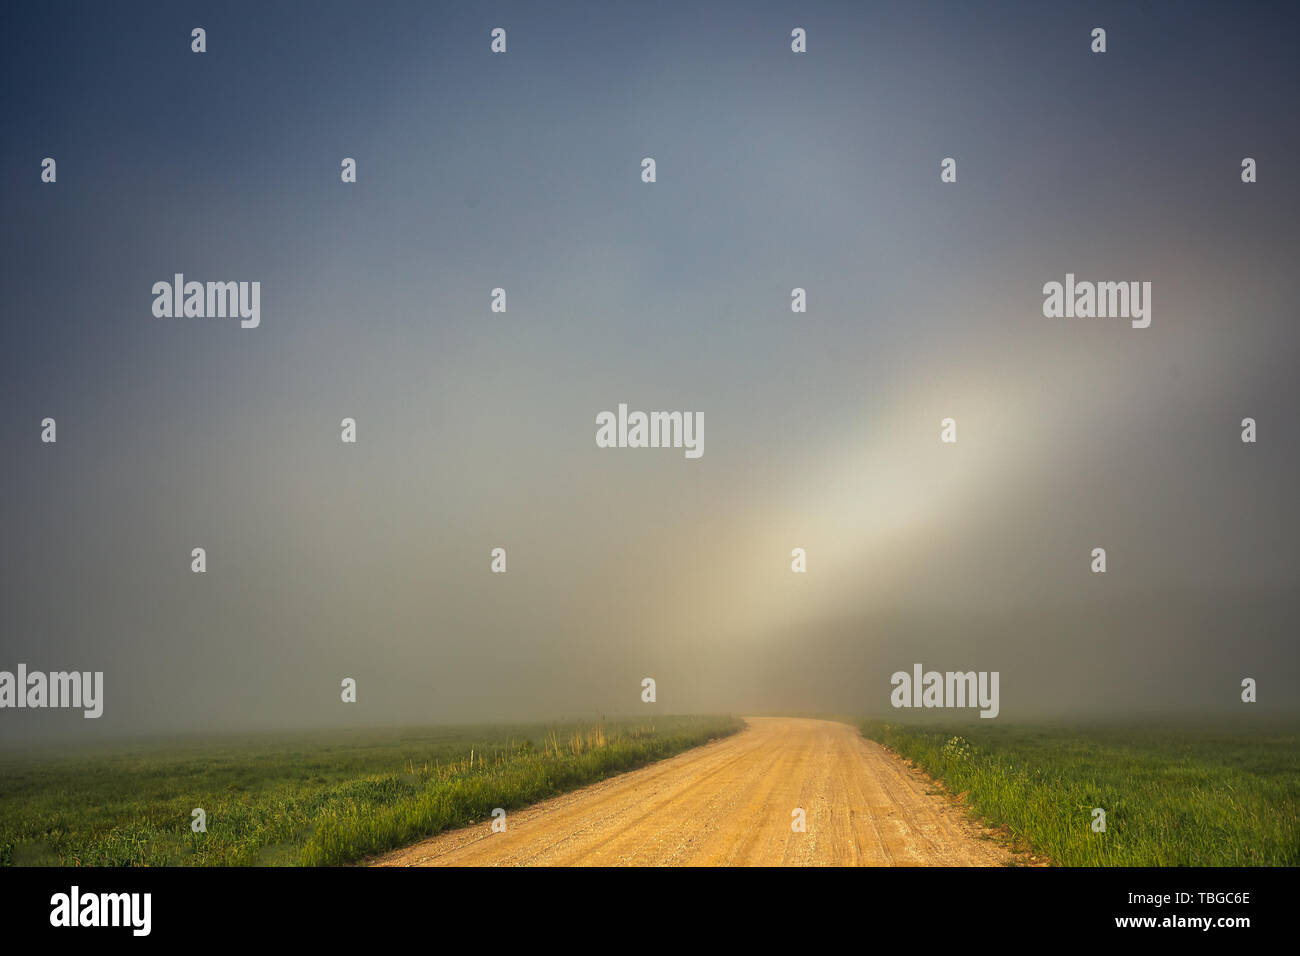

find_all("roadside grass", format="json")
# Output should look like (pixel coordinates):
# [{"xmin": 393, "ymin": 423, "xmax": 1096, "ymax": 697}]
[
  {"xmin": 860, "ymin": 717, "xmax": 1300, "ymax": 866},
  {"xmin": 0, "ymin": 715, "xmax": 742, "ymax": 867}
]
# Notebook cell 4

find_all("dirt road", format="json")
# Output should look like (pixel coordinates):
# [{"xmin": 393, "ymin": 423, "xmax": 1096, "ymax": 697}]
[{"xmin": 372, "ymin": 717, "xmax": 1021, "ymax": 866}]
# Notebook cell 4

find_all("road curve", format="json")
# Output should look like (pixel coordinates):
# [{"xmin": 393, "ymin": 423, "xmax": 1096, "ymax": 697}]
[{"xmin": 371, "ymin": 716, "xmax": 1021, "ymax": 867}]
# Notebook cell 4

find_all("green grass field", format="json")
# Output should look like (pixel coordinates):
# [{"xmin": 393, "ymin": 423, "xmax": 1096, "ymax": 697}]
[
  {"xmin": 0, "ymin": 715, "xmax": 742, "ymax": 867},
  {"xmin": 859, "ymin": 717, "xmax": 1300, "ymax": 866}
]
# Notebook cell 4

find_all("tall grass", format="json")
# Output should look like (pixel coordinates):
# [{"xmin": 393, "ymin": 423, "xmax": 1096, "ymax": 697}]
[
  {"xmin": 0, "ymin": 716, "xmax": 742, "ymax": 867},
  {"xmin": 301, "ymin": 719, "xmax": 737, "ymax": 865},
  {"xmin": 861, "ymin": 717, "xmax": 1300, "ymax": 866}
]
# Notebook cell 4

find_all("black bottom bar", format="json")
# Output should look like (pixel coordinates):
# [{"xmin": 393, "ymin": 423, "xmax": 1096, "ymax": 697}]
[{"xmin": 1, "ymin": 865, "xmax": 1283, "ymax": 943}]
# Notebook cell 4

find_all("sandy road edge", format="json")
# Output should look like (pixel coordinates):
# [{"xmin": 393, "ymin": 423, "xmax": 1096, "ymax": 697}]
[
  {"xmin": 363, "ymin": 717, "xmax": 750, "ymax": 866},
  {"xmin": 866, "ymin": 735, "xmax": 1053, "ymax": 867}
]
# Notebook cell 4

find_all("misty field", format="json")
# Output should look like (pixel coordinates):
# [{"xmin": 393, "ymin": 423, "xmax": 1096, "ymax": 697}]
[
  {"xmin": 860, "ymin": 718, "xmax": 1300, "ymax": 866},
  {"xmin": 0, "ymin": 715, "xmax": 742, "ymax": 867}
]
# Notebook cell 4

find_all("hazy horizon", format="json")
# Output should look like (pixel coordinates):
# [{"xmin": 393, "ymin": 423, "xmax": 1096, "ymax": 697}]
[{"xmin": 3, "ymin": 0, "xmax": 1298, "ymax": 741}]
